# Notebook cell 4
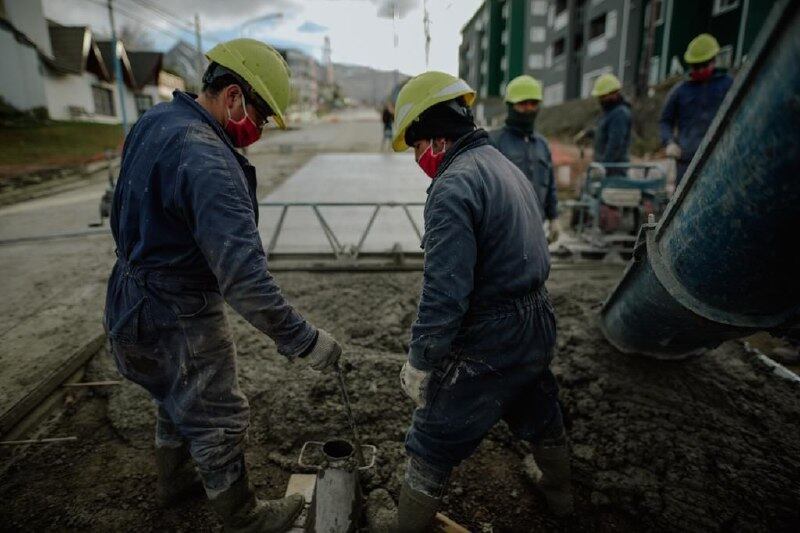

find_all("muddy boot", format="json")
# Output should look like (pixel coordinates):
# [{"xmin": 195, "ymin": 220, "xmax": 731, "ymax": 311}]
[
  {"xmin": 155, "ymin": 443, "xmax": 203, "ymax": 507},
  {"xmin": 396, "ymin": 480, "xmax": 441, "ymax": 532},
  {"xmin": 208, "ymin": 472, "xmax": 304, "ymax": 533},
  {"xmin": 528, "ymin": 442, "xmax": 574, "ymax": 517}
]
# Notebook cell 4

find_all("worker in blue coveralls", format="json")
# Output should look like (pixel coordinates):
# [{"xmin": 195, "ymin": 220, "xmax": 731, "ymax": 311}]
[
  {"xmin": 590, "ymin": 73, "xmax": 632, "ymax": 177},
  {"xmin": 103, "ymin": 39, "xmax": 343, "ymax": 532},
  {"xmin": 660, "ymin": 33, "xmax": 734, "ymax": 186},
  {"xmin": 368, "ymin": 71, "xmax": 573, "ymax": 531},
  {"xmin": 489, "ymin": 75, "xmax": 561, "ymax": 244}
]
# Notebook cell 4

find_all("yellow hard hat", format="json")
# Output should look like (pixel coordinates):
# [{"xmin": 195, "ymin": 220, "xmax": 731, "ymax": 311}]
[
  {"xmin": 392, "ymin": 71, "xmax": 475, "ymax": 152},
  {"xmin": 684, "ymin": 33, "xmax": 720, "ymax": 64},
  {"xmin": 505, "ymin": 75, "xmax": 543, "ymax": 103},
  {"xmin": 591, "ymin": 73, "xmax": 622, "ymax": 97},
  {"xmin": 206, "ymin": 38, "xmax": 292, "ymax": 129}
]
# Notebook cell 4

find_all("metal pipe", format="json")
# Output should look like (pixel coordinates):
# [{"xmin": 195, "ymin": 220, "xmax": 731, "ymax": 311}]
[
  {"xmin": 600, "ymin": 0, "xmax": 800, "ymax": 359},
  {"xmin": 354, "ymin": 205, "xmax": 381, "ymax": 259}
]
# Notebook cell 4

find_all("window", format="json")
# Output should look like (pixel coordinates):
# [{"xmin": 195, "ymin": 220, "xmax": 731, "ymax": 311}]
[
  {"xmin": 713, "ymin": 0, "xmax": 739, "ymax": 16},
  {"xmin": 531, "ymin": 0, "xmax": 548, "ymax": 16},
  {"xmin": 645, "ymin": 0, "xmax": 664, "ymax": 27},
  {"xmin": 716, "ymin": 45, "xmax": 734, "ymax": 68},
  {"xmin": 553, "ymin": 38, "xmax": 566, "ymax": 59},
  {"xmin": 530, "ymin": 26, "xmax": 546, "ymax": 43},
  {"xmin": 135, "ymin": 94, "xmax": 153, "ymax": 117},
  {"xmin": 92, "ymin": 85, "xmax": 115, "ymax": 116},
  {"xmin": 528, "ymin": 53, "xmax": 544, "ymax": 69},
  {"xmin": 590, "ymin": 13, "xmax": 607, "ymax": 39}
]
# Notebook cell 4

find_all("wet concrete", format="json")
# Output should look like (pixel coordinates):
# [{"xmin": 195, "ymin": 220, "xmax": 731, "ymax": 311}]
[
  {"xmin": 1, "ymin": 267, "xmax": 798, "ymax": 532},
  {"xmin": 259, "ymin": 153, "xmax": 426, "ymax": 254}
]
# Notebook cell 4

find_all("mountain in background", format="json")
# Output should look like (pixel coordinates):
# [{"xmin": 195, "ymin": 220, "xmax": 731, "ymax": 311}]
[{"xmin": 333, "ymin": 63, "xmax": 409, "ymax": 106}]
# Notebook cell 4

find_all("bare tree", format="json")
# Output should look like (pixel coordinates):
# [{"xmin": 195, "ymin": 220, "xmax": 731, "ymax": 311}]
[{"xmin": 118, "ymin": 23, "xmax": 154, "ymax": 51}]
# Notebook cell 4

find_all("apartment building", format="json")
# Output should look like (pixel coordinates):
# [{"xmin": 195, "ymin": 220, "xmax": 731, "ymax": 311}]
[{"xmin": 460, "ymin": 0, "xmax": 782, "ymax": 116}]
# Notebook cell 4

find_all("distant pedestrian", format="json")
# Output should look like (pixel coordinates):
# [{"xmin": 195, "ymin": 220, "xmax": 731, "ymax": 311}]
[
  {"xmin": 660, "ymin": 33, "xmax": 733, "ymax": 186},
  {"xmin": 590, "ymin": 73, "xmax": 632, "ymax": 176},
  {"xmin": 381, "ymin": 103, "xmax": 394, "ymax": 150},
  {"xmin": 489, "ymin": 74, "xmax": 560, "ymax": 243}
]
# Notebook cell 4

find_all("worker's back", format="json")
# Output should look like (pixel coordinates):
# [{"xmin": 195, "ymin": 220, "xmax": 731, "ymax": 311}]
[
  {"xmin": 427, "ymin": 130, "xmax": 550, "ymax": 306},
  {"xmin": 110, "ymin": 91, "xmax": 256, "ymax": 280}
]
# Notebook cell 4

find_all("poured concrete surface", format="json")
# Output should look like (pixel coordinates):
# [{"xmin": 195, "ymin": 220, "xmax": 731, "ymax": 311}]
[{"xmin": 259, "ymin": 153, "xmax": 428, "ymax": 254}]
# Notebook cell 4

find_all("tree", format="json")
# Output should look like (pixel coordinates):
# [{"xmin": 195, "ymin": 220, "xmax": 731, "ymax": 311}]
[{"xmin": 118, "ymin": 23, "xmax": 154, "ymax": 51}]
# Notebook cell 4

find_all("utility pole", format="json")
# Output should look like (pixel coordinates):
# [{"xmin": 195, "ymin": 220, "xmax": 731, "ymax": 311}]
[
  {"xmin": 106, "ymin": 0, "xmax": 129, "ymax": 133},
  {"xmin": 194, "ymin": 13, "xmax": 204, "ymax": 86},
  {"xmin": 423, "ymin": 0, "xmax": 431, "ymax": 68}
]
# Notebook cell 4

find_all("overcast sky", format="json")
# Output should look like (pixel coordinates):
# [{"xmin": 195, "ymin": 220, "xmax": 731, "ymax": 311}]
[{"xmin": 43, "ymin": 0, "xmax": 483, "ymax": 75}]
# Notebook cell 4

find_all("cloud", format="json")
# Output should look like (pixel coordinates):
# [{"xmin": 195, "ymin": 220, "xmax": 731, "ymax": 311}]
[
  {"xmin": 297, "ymin": 21, "xmax": 328, "ymax": 33},
  {"xmin": 373, "ymin": 0, "xmax": 419, "ymax": 19}
]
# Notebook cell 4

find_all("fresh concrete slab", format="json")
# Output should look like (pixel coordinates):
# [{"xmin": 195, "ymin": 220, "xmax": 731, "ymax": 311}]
[{"xmin": 259, "ymin": 153, "xmax": 428, "ymax": 254}]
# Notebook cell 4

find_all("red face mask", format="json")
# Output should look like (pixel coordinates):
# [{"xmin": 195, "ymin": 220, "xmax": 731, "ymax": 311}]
[
  {"xmin": 225, "ymin": 93, "xmax": 262, "ymax": 148},
  {"xmin": 417, "ymin": 140, "xmax": 446, "ymax": 179},
  {"xmin": 690, "ymin": 65, "xmax": 715, "ymax": 82}
]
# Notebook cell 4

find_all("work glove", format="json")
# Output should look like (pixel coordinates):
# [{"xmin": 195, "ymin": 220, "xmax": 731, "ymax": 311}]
[
  {"xmin": 665, "ymin": 141, "xmax": 682, "ymax": 159},
  {"xmin": 547, "ymin": 218, "xmax": 561, "ymax": 244},
  {"xmin": 400, "ymin": 361, "xmax": 431, "ymax": 408},
  {"xmin": 303, "ymin": 329, "xmax": 342, "ymax": 372}
]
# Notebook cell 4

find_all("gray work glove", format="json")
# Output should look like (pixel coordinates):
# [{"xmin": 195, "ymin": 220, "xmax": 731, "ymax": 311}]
[
  {"xmin": 400, "ymin": 361, "xmax": 431, "ymax": 408},
  {"xmin": 665, "ymin": 141, "xmax": 682, "ymax": 159},
  {"xmin": 303, "ymin": 329, "xmax": 342, "ymax": 372}
]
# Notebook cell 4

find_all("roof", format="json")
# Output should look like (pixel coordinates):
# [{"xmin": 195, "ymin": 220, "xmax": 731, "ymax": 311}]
[
  {"xmin": 96, "ymin": 40, "xmax": 137, "ymax": 89},
  {"xmin": 47, "ymin": 23, "xmax": 87, "ymax": 74},
  {"xmin": 127, "ymin": 51, "xmax": 163, "ymax": 87}
]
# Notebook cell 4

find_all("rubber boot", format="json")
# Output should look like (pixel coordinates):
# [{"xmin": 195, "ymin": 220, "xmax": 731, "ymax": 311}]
[
  {"xmin": 530, "ymin": 442, "xmax": 574, "ymax": 517},
  {"xmin": 396, "ymin": 480, "xmax": 441, "ymax": 533},
  {"xmin": 155, "ymin": 443, "xmax": 204, "ymax": 507},
  {"xmin": 208, "ymin": 472, "xmax": 304, "ymax": 533}
]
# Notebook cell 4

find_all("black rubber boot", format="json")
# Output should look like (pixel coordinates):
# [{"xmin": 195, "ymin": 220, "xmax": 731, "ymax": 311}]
[
  {"xmin": 155, "ymin": 443, "xmax": 204, "ymax": 507},
  {"xmin": 530, "ymin": 442, "xmax": 574, "ymax": 517},
  {"xmin": 208, "ymin": 472, "xmax": 304, "ymax": 533},
  {"xmin": 396, "ymin": 480, "xmax": 441, "ymax": 533}
]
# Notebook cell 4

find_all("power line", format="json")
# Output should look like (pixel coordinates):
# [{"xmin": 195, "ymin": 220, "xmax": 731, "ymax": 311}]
[
  {"xmin": 120, "ymin": 0, "xmax": 194, "ymax": 32},
  {"xmin": 78, "ymin": 0, "xmax": 206, "ymax": 45}
]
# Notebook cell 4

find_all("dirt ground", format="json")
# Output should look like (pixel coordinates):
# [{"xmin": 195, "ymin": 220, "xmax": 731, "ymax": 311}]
[{"xmin": 1, "ymin": 265, "xmax": 798, "ymax": 532}]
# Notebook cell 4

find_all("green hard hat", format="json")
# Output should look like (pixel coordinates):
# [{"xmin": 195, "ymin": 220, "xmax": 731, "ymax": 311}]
[
  {"xmin": 206, "ymin": 38, "xmax": 291, "ymax": 129},
  {"xmin": 591, "ymin": 73, "xmax": 622, "ymax": 97},
  {"xmin": 505, "ymin": 75, "xmax": 543, "ymax": 103},
  {"xmin": 684, "ymin": 33, "xmax": 720, "ymax": 64},
  {"xmin": 392, "ymin": 71, "xmax": 476, "ymax": 152}
]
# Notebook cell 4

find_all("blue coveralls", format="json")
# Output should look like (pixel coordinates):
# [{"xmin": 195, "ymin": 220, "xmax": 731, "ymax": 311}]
[
  {"xmin": 594, "ymin": 99, "xmax": 632, "ymax": 176},
  {"xmin": 488, "ymin": 125, "xmax": 559, "ymax": 221},
  {"xmin": 104, "ymin": 91, "xmax": 316, "ymax": 494},
  {"xmin": 405, "ymin": 130, "xmax": 563, "ymax": 476},
  {"xmin": 659, "ymin": 69, "xmax": 733, "ymax": 185}
]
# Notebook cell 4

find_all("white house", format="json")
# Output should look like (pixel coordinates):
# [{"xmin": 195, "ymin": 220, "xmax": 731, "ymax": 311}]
[
  {"xmin": 0, "ymin": 0, "xmax": 51, "ymax": 114},
  {"xmin": 1, "ymin": 0, "xmax": 184, "ymax": 123}
]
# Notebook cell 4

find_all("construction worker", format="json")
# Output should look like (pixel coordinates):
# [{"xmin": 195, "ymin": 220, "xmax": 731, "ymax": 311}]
[
  {"xmin": 659, "ymin": 33, "xmax": 733, "ymax": 186},
  {"xmin": 591, "ymin": 73, "xmax": 632, "ymax": 176},
  {"xmin": 103, "ymin": 39, "xmax": 342, "ymax": 531},
  {"xmin": 370, "ymin": 71, "xmax": 573, "ymax": 531},
  {"xmin": 489, "ymin": 75, "xmax": 560, "ymax": 243}
]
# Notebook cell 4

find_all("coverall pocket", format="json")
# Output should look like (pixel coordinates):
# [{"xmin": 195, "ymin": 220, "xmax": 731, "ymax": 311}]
[
  {"xmin": 535, "ymin": 156, "xmax": 552, "ymax": 187},
  {"xmin": 109, "ymin": 339, "xmax": 172, "ymax": 401},
  {"xmin": 166, "ymin": 290, "xmax": 209, "ymax": 318},
  {"xmin": 105, "ymin": 275, "xmax": 158, "ymax": 345}
]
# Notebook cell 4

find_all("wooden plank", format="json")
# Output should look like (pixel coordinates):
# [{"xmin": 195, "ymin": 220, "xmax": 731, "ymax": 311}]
[
  {"xmin": 434, "ymin": 512, "xmax": 470, "ymax": 533},
  {"xmin": 0, "ymin": 332, "xmax": 105, "ymax": 436}
]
